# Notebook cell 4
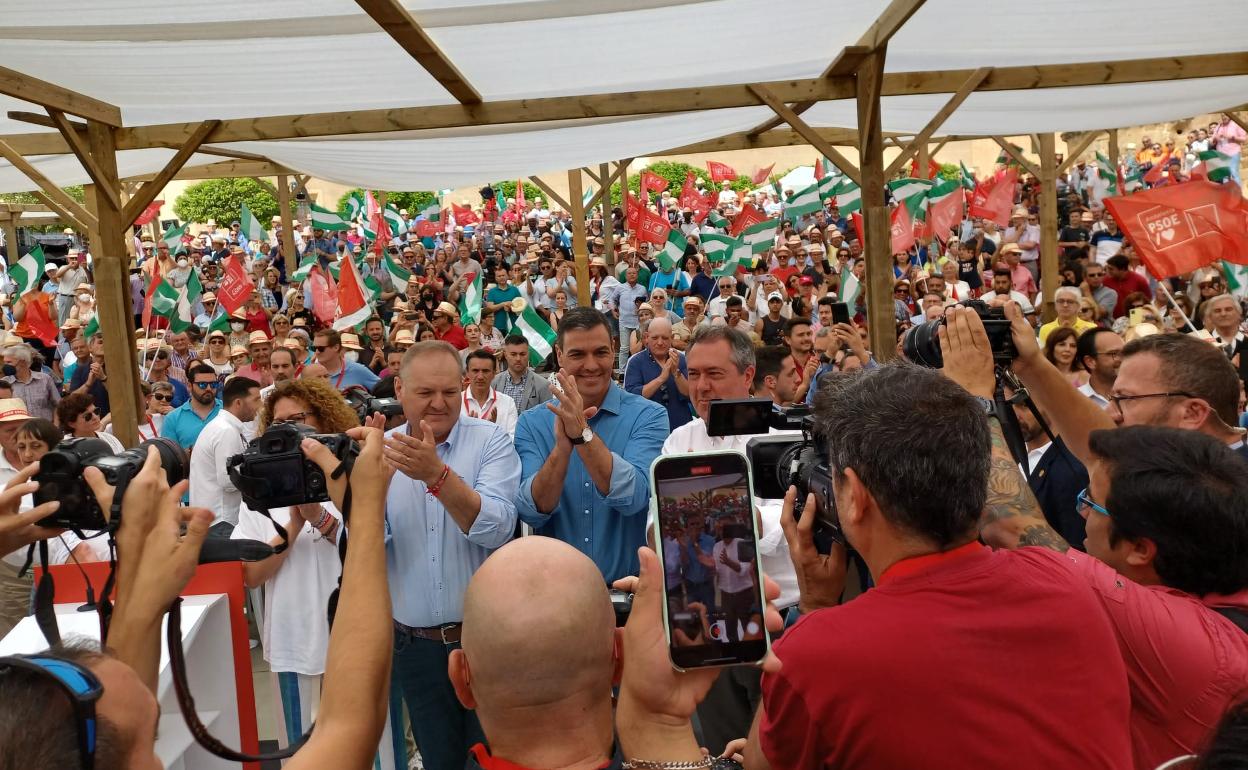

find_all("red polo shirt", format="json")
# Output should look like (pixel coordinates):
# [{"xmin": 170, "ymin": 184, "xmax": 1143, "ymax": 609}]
[
  {"xmin": 1102, "ymin": 270, "xmax": 1152, "ymax": 318},
  {"xmin": 435, "ymin": 323, "xmax": 468, "ymax": 350},
  {"xmin": 759, "ymin": 542, "xmax": 1132, "ymax": 770},
  {"xmin": 1058, "ymin": 550, "xmax": 1248, "ymax": 768}
]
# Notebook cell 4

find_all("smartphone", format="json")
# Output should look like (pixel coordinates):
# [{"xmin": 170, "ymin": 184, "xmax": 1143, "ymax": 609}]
[
  {"xmin": 651, "ymin": 451, "xmax": 769, "ymax": 670},
  {"xmin": 1129, "ymin": 307, "xmax": 1147, "ymax": 327},
  {"xmin": 403, "ymin": 312, "xmax": 419, "ymax": 321},
  {"xmin": 831, "ymin": 301, "xmax": 851, "ymax": 326}
]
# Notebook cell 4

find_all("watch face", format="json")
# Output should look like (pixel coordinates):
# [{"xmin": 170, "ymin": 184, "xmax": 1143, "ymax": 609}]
[{"xmin": 581, "ymin": 427, "xmax": 593, "ymax": 442}]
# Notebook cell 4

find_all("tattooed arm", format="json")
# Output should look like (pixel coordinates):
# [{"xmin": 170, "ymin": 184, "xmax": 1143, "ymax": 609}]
[{"xmin": 981, "ymin": 418, "xmax": 1070, "ymax": 553}]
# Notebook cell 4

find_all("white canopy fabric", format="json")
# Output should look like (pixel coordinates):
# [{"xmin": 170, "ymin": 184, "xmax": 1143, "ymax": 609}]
[{"xmin": 0, "ymin": 0, "xmax": 1245, "ymax": 191}]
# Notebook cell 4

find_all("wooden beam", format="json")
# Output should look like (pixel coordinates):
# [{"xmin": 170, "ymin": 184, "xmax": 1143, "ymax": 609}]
[
  {"xmin": 1038, "ymin": 133, "xmax": 1059, "ymax": 323},
  {"xmin": 277, "ymin": 174, "xmax": 298, "ymax": 276},
  {"xmin": 30, "ymin": 191, "xmax": 87, "ymax": 232},
  {"xmin": 6, "ymin": 110, "xmax": 79, "ymax": 131},
  {"xmin": 583, "ymin": 161, "xmax": 629, "ymax": 213},
  {"xmin": 84, "ymin": 122, "xmax": 142, "ymax": 448},
  {"xmin": 857, "ymin": 48, "xmax": 896, "ymax": 362},
  {"xmin": 121, "ymin": 120, "xmax": 220, "ymax": 225},
  {"xmin": 566, "ymin": 170, "xmax": 591, "ymax": 307},
  {"xmin": 123, "ymin": 159, "xmax": 289, "ymax": 183},
  {"xmin": 292, "ymin": 174, "xmax": 311, "ymax": 201},
  {"xmin": 527, "ymin": 176, "xmax": 571, "ymax": 214},
  {"xmin": 660, "ymin": 128, "xmax": 866, "ymax": 156},
  {"xmin": 927, "ymin": 137, "xmax": 949, "ymax": 158},
  {"xmin": 884, "ymin": 67, "xmax": 990, "ymax": 178},
  {"xmin": 46, "ymin": 109, "xmax": 124, "ymax": 212},
  {"xmin": 1108, "ymin": 129, "xmax": 1120, "ymax": 175},
  {"xmin": 1057, "ymin": 131, "xmax": 1105, "ymax": 175},
  {"xmin": 5, "ymin": 51, "xmax": 1248, "ymax": 155},
  {"xmin": 0, "ymin": 64, "xmax": 122, "ymax": 126},
  {"xmin": 355, "ymin": 0, "xmax": 481, "ymax": 105},
  {"xmin": 583, "ymin": 167, "xmax": 602, "ymax": 187},
  {"xmin": 1225, "ymin": 112, "xmax": 1248, "ymax": 135},
  {"xmin": 0, "ymin": 202, "xmax": 55, "ymax": 214},
  {"xmin": 193, "ymin": 146, "xmax": 272, "ymax": 162},
  {"xmin": 252, "ymin": 177, "xmax": 279, "ymax": 198},
  {"xmin": 991, "ymin": 136, "xmax": 1041, "ymax": 178},
  {"xmin": 0, "ymin": 139, "xmax": 97, "ymax": 230},
  {"xmin": 748, "ymin": 84, "xmax": 862, "ymax": 187}
]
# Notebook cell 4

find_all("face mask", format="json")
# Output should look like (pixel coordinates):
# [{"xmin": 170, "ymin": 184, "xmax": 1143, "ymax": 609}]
[
  {"xmin": 177, "ymin": 259, "xmax": 189, "ymax": 268},
  {"xmin": 344, "ymin": 351, "xmax": 359, "ymax": 364},
  {"xmin": 230, "ymin": 321, "xmax": 246, "ymax": 331},
  {"xmin": 1, "ymin": 365, "xmax": 15, "ymax": 377}
]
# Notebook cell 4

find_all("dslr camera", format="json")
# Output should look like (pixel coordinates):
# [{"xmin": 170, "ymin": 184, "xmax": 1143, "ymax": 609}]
[
  {"xmin": 34, "ymin": 437, "xmax": 188, "ymax": 531},
  {"xmin": 903, "ymin": 299, "xmax": 1017, "ymax": 368},
  {"xmin": 706, "ymin": 399, "xmax": 842, "ymax": 551},
  {"xmin": 342, "ymin": 386, "xmax": 403, "ymax": 424},
  {"xmin": 227, "ymin": 423, "xmax": 358, "ymax": 510}
]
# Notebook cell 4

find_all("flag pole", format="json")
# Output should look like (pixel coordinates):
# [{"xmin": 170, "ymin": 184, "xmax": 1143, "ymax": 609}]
[{"xmin": 1151, "ymin": 273, "xmax": 1196, "ymax": 332}]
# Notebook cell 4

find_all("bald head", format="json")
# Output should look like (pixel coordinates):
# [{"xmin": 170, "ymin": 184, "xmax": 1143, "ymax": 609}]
[
  {"xmin": 456, "ymin": 538, "xmax": 615, "ymax": 721},
  {"xmin": 645, "ymin": 318, "xmax": 674, "ymax": 360}
]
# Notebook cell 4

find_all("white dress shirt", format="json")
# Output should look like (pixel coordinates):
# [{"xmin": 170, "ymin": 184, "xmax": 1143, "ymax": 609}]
[
  {"xmin": 1078, "ymin": 382, "xmax": 1111, "ymax": 409},
  {"xmin": 463, "ymin": 387, "xmax": 518, "ymax": 437},
  {"xmin": 662, "ymin": 417, "xmax": 800, "ymax": 608},
  {"xmin": 188, "ymin": 409, "xmax": 248, "ymax": 526}
]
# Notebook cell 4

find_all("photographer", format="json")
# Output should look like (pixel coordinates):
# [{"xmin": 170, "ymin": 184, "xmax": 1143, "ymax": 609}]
[
  {"xmin": 0, "ymin": 424, "xmax": 395, "ymax": 770},
  {"xmin": 746, "ymin": 355, "xmax": 1133, "ymax": 769},
  {"xmin": 943, "ymin": 306, "xmax": 1248, "ymax": 768},
  {"xmin": 233, "ymin": 378, "xmax": 362, "ymax": 743}
]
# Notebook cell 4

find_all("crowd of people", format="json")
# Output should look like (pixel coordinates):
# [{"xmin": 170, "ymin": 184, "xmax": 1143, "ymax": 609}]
[{"xmin": 0, "ymin": 113, "xmax": 1245, "ymax": 770}]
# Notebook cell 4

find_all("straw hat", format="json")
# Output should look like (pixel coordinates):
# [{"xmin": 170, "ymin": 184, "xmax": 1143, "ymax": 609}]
[
  {"xmin": 393, "ymin": 329, "xmax": 415, "ymax": 346},
  {"xmin": 0, "ymin": 399, "xmax": 30, "ymax": 423},
  {"xmin": 230, "ymin": 345, "xmax": 249, "ymax": 358},
  {"xmin": 247, "ymin": 331, "xmax": 270, "ymax": 346},
  {"xmin": 436, "ymin": 301, "xmax": 459, "ymax": 318},
  {"xmin": 340, "ymin": 333, "xmax": 364, "ymax": 351}
]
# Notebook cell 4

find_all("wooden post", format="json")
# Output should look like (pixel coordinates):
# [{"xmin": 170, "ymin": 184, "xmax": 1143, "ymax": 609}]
[
  {"xmin": 1, "ymin": 213, "xmax": 18, "ymax": 266},
  {"xmin": 916, "ymin": 142, "xmax": 929, "ymax": 180},
  {"xmin": 276, "ymin": 174, "xmax": 298, "ymax": 274},
  {"xmin": 856, "ymin": 49, "xmax": 895, "ymax": 361},
  {"xmin": 1107, "ymin": 129, "xmax": 1120, "ymax": 175},
  {"xmin": 84, "ymin": 123, "xmax": 141, "ymax": 448},
  {"xmin": 1038, "ymin": 132, "xmax": 1059, "ymax": 323},
  {"xmin": 599, "ymin": 162, "xmax": 614, "ymax": 267},
  {"xmin": 566, "ymin": 169, "xmax": 591, "ymax": 307}
]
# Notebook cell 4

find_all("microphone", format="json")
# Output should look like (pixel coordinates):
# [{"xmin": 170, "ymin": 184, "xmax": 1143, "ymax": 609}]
[{"xmin": 197, "ymin": 538, "xmax": 275, "ymax": 564}]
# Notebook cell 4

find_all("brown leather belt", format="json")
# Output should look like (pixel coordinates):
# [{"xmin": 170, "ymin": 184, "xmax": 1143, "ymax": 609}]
[{"xmin": 394, "ymin": 620, "xmax": 462, "ymax": 644}]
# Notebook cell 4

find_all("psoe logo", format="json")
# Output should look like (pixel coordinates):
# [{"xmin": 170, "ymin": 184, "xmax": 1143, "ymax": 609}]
[{"xmin": 1136, "ymin": 206, "xmax": 1193, "ymax": 250}]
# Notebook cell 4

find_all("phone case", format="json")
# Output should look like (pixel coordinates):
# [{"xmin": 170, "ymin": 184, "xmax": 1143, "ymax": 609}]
[{"xmin": 649, "ymin": 450, "xmax": 771, "ymax": 672}]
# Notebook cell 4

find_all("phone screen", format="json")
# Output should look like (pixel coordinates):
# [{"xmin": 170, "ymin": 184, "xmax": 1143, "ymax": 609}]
[
  {"xmin": 831, "ymin": 301, "xmax": 851, "ymax": 326},
  {"xmin": 652, "ymin": 452, "xmax": 768, "ymax": 670}
]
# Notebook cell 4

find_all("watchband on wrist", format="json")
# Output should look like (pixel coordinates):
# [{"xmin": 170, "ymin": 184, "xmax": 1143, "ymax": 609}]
[{"xmin": 621, "ymin": 759, "xmax": 712, "ymax": 770}]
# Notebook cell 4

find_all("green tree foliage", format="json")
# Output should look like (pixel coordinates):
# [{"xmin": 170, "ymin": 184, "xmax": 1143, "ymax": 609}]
[
  {"xmin": 608, "ymin": 161, "xmax": 754, "ymax": 208},
  {"xmin": 937, "ymin": 163, "xmax": 961, "ymax": 182},
  {"xmin": 0, "ymin": 186, "xmax": 85, "ymax": 206},
  {"xmin": 173, "ymin": 178, "xmax": 277, "ymax": 226},
  {"xmin": 336, "ymin": 189, "xmax": 437, "ymax": 217}
]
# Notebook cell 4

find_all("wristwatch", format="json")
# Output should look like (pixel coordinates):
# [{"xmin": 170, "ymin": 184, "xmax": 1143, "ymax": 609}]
[
  {"xmin": 973, "ymin": 395, "xmax": 996, "ymax": 416},
  {"xmin": 569, "ymin": 426, "xmax": 594, "ymax": 445}
]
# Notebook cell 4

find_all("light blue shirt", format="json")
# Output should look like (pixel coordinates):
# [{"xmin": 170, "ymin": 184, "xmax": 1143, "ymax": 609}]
[
  {"xmin": 384, "ymin": 416, "xmax": 520, "ymax": 628},
  {"xmin": 514, "ymin": 385, "xmax": 668, "ymax": 583},
  {"xmin": 327, "ymin": 360, "xmax": 380, "ymax": 392},
  {"xmin": 160, "ymin": 399, "xmax": 222, "ymax": 450}
]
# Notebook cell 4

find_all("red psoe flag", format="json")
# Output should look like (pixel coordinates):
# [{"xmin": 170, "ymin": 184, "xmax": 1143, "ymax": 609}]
[
  {"xmin": 969, "ymin": 167, "xmax": 1017, "ymax": 226},
  {"xmin": 451, "ymin": 203, "xmax": 479, "ymax": 225},
  {"xmin": 751, "ymin": 164, "xmax": 776, "ymax": 185},
  {"xmin": 133, "ymin": 199, "xmax": 164, "ymax": 227},
  {"xmin": 729, "ymin": 204, "xmax": 766, "ymax": 237},
  {"xmin": 707, "ymin": 161, "xmax": 737, "ymax": 183},
  {"xmin": 1103, "ymin": 181, "xmax": 1248, "ymax": 278},
  {"xmin": 890, "ymin": 205, "xmax": 916, "ymax": 255},
  {"xmin": 640, "ymin": 170, "xmax": 669, "ymax": 195},
  {"xmin": 637, "ymin": 208, "xmax": 672, "ymax": 245},
  {"xmin": 624, "ymin": 192, "xmax": 642, "ymax": 231},
  {"xmin": 217, "ymin": 254, "xmax": 251, "ymax": 314}
]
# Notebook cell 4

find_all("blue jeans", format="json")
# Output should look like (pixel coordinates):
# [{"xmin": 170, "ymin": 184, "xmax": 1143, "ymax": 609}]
[{"xmin": 389, "ymin": 627, "xmax": 483, "ymax": 770}]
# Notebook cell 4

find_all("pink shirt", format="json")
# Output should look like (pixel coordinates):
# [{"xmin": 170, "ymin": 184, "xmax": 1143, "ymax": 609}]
[
  {"xmin": 1009, "ymin": 263, "xmax": 1037, "ymax": 297},
  {"xmin": 1213, "ymin": 120, "xmax": 1247, "ymax": 156},
  {"xmin": 1060, "ymin": 550, "xmax": 1248, "ymax": 769}
]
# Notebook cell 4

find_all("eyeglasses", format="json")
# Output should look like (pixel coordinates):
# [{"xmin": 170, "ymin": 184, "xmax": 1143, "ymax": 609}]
[
  {"xmin": 0, "ymin": 655, "xmax": 102, "ymax": 769},
  {"xmin": 1076, "ymin": 487, "xmax": 1111, "ymax": 518},
  {"xmin": 1107, "ymin": 391, "xmax": 1194, "ymax": 413},
  {"xmin": 192, "ymin": 380, "xmax": 217, "ymax": 389},
  {"xmin": 272, "ymin": 412, "xmax": 308, "ymax": 425},
  {"xmin": 151, "ymin": 393, "xmax": 172, "ymax": 402}
]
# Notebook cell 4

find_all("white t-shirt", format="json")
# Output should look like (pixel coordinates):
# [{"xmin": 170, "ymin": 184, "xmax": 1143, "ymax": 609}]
[
  {"xmin": 188, "ymin": 410, "xmax": 248, "ymax": 526},
  {"xmin": 232, "ymin": 503, "xmax": 343, "ymax": 675},
  {"xmin": 713, "ymin": 538, "xmax": 756, "ymax": 594}
]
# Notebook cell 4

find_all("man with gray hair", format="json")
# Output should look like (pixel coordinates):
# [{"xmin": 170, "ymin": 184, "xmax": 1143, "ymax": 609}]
[
  {"xmin": 624, "ymin": 316, "xmax": 692, "ymax": 431},
  {"xmin": 3, "ymin": 344, "xmax": 58, "ymax": 422},
  {"xmin": 706, "ymin": 275, "xmax": 738, "ymax": 320},
  {"xmin": 1039, "ymin": 285, "xmax": 1097, "ymax": 344},
  {"xmin": 382, "ymin": 340, "xmax": 521, "ymax": 770}
]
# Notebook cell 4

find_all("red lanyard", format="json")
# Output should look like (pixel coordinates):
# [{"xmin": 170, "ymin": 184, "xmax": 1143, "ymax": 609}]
[
  {"xmin": 464, "ymin": 388, "xmax": 496, "ymax": 420},
  {"xmin": 332, "ymin": 364, "xmax": 347, "ymax": 389}
]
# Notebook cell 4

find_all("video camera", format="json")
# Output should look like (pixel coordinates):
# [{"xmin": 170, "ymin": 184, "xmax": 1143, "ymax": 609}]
[
  {"xmin": 227, "ymin": 423, "xmax": 358, "ymax": 510},
  {"xmin": 342, "ymin": 386, "xmax": 403, "ymax": 424},
  {"xmin": 903, "ymin": 299, "xmax": 1016, "ymax": 368},
  {"xmin": 34, "ymin": 437, "xmax": 188, "ymax": 531},
  {"xmin": 706, "ymin": 399, "xmax": 842, "ymax": 551}
]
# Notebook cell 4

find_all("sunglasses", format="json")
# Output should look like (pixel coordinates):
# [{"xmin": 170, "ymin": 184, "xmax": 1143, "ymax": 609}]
[
  {"xmin": 79, "ymin": 409, "xmax": 98, "ymax": 420},
  {"xmin": 0, "ymin": 655, "xmax": 102, "ymax": 769},
  {"xmin": 209, "ymin": 338, "xmax": 225, "ymax": 344},
  {"xmin": 151, "ymin": 393, "xmax": 172, "ymax": 402},
  {"xmin": 192, "ymin": 381, "xmax": 216, "ymax": 389},
  {"xmin": 312, "ymin": 345, "xmax": 329, "ymax": 352}
]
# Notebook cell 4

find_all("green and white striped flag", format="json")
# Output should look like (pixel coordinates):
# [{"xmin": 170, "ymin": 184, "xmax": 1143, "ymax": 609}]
[
  {"xmin": 582, "ymin": 186, "xmax": 596, "ymax": 208},
  {"xmin": 713, "ymin": 239, "xmax": 752, "ymax": 278},
  {"xmin": 1123, "ymin": 168, "xmax": 1144, "ymax": 193},
  {"xmin": 240, "ymin": 203, "xmax": 268, "ymax": 243},
  {"xmin": 1223, "ymin": 261, "xmax": 1248, "ymax": 297},
  {"xmin": 706, "ymin": 210, "xmax": 729, "ymax": 229},
  {"xmin": 310, "ymin": 203, "xmax": 349, "ymax": 231},
  {"xmin": 784, "ymin": 183, "xmax": 822, "ymax": 217},
  {"xmin": 460, "ymin": 270, "xmax": 482, "ymax": 325},
  {"xmin": 10, "ymin": 245, "xmax": 44, "ymax": 296},
  {"xmin": 887, "ymin": 177, "xmax": 933, "ymax": 221},
  {"xmin": 740, "ymin": 218, "xmax": 777, "ymax": 255},
  {"xmin": 959, "ymin": 162, "xmax": 977, "ymax": 191},
  {"xmin": 161, "ymin": 222, "xmax": 188, "ymax": 252},
  {"xmin": 834, "ymin": 180, "xmax": 862, "ymax": 214},
  {"xmin": 149, "ymin": 279, "xmax": 180, "ymax": 320},
  {"xmin": 83, "ymin": 315, "xmax": 99, "ymax": 338},
  {"xmin": 363, "ymin": 274, "xmax": 385, "ymax": 304},
  {"xmin": 1095, "ymin": 152, "xmax": 1119, "ymax": 195},
  {"xmin": 818, "ymin": 172, "xmax": 842, "ymax": 202},
  {"xmin": 839, "ymin": 264, "xmax": 861, "ymax": 307},
  {"xmin": 1199, "ymin": 150, "xmax": 1234, "ymax": 183},
  {"xmin": 290, "ymin": 256, "xmax": 317, "ymax": 283},
  {"xmin": 165, "ymin": 272, "xmax": 203, "ymax": 333},
  {"xmin": 418, "ymin": 203, "xmax": 440, "ymax": 221},
  {"xmin": 514, "ymin": 300, "xmax": 557, "ymax": 366},
  {"xmin": 383, "ymin": 204, "xmax": 408, "ymax": 236},
  {"xmin": 344, "ymin": 191, "xmax": 365, "ymax": 222},
  {"xmin": 384, "ymin": 251, "xmax": 411, "ymax": 290},
  {"xmin": 656, "ymin": 229, "xmax": 687, "ymax": 271},
  {"xmin": 700, "ymin": 233, "xmax": 738, "ymax": 263}
]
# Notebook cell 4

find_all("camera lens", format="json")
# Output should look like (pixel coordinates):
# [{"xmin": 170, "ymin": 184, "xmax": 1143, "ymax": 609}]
[{"xmin": 901, "ymin": 320, "xmax": 944, "ymax": 368}]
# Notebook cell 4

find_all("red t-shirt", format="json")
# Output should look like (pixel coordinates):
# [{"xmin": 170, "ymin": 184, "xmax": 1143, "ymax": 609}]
[
  {"xmin": 771, "ymin": 265, "xmax": 800, "ymax": 290},
  {"xmin": 436, "ymin": 323, "xmax": 468, "ymax": 350},
  {"xmin": 1102, "ymin": 271, "xmax": 1152, "ymax": 318},
  {"xmin": 1058, "ymin": 550, "xmax": 1248, "ymax": 768},
  {"xmin": 759, "ymin": 543, "xmax": 1133, "ymax": 770}
]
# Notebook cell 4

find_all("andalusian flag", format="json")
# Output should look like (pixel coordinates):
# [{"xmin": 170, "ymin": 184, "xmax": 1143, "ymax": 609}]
[
  {"xmin": 10, "ymin": 245, "xmax": 44, "ymax": 296},
  {"xmin": 161, "ymin": 270, "xmax": 204, "ymax": 333},
  {"xmin": 310, "ymin": 203, "xmax": 349, "ymax": 231},
  {"xmin": 700, "ymin": 232, "xmax": 738, "ymax": 263},
  {"xmin": 418, "ymin": 203, "xmax": 440, "ymax": 221},
  {"xmin": 290, "ymin": 256, "xmax": 316, "ymax": 283},
  {"xmin": 384, "ymin": 250, "xmax": 411, "ymax": 290},
  {"xmin": 383, "ymin": 204, "xmax": 408, "ymax": 236},
  {"xmin": 706, "ymin": 210, "xmax": 729, "ymax": 229},
  {"xmin": 818, "ymin": 172, "xmax": 841, "ymax": 202},
  {"xmin": 959, "ymin": 162, "xmax": 977, "ymax": 191},
  {"xmin": 1198, "ymin": 150, "xmax": 1234, "ymax": 183},
  {"xmin": 996, "ymin": 142, "xmax": 1026, "ymax": 168},
  {"xmin": 206, "ymin": 306, "xmax": 230, "ymax": 335},
  {"xmin": 240, "ymin": 203, "xmax": 268, "ymax": 243},
  {"xmin": 888, "ymin": 177, "xmax": 934, "ymax": 220},
  {"xmin": 149, "ymin": 280, "xmax": 180, "ymax": 321},
  {"xmin": 363, "ymin": 274, "xmax": 385, "ymax": 304},
  {"xmin": 784, "ymin": 183, "xmax": 822, "ymax": 217},
  {"xmin": 839, "ymin": 264, "xmax": 861, "ymax": 307},
  {"xmin": 713, "ymin": 239, "xmax": 751, "ymax": 278},
  {"xmin": 459, "ymin": 271, "xmax": 482, "ymax": 325},
  {"xmin": 834, "ymin": 180, "xmax": 862, "ymax": 214},
  {"xmin": 344, "ymin": 191, "xmax": 365, "ymax": 222},
  {"xmin": 582, "ymin": 186, "xmax": 596, "ymax": 208},
  {"xmin": 1095, "ymin": 152, "xmax": 1119, "ymax": 195},
  {"xmin": 739, "ymin": 218, "xmax": 777, "ymax": 255},
  {"xmin": 656, "ymin": 229, "xmax": 687, "ymax": 271},
  {"xmin": 1223, "ymin": 261, "xmax": 1248, "ymax": 297},
  {"xmin": 513, "ymin": 300, "xmax": 557, "ymax": 366},
  {"xmin": 83, "ymin": 315, "xmax": 99, "ymax": 338},
  {"xmin": 161, "ymin": 223, "xmax": 188, "ymax": 251}
]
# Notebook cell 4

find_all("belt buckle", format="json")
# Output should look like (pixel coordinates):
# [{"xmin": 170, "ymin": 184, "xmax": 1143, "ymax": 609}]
[{"xmin": 438, "ymin": 624, "xmax": 456, "ymax": 644}]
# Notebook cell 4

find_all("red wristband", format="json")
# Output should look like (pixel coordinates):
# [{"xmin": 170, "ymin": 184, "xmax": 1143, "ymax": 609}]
[{"xmin": 427, "ymin": 464, "xmax": 452, "ymax": 497}]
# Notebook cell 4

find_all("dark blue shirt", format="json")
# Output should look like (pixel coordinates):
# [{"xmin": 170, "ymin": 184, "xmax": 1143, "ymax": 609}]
[
  {"xmin": 623, "ymin": 349, "xmax": 693, "ymax": 431},
  {"xmin": 689, "ymin": 271, "xmax": 717, "ymax": 303},
  {"xmin": 69, "ymin": 361, "xmax": 109, "ymax": 416}
]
